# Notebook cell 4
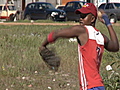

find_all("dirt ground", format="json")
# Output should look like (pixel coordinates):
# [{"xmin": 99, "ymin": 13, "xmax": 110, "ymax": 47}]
[
  {"xmin": 0, "ymin": 22, "xmax": 79, "ymax": 25},
  {"xmin": 0, "ymin": 22, "xmax": 120, "ymax": 26}
]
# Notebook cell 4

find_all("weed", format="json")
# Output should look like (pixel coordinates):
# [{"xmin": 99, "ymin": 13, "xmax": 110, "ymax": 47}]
[{"xmin": 0, "ymin": 21, "xmax": 119, "ymax": 90}]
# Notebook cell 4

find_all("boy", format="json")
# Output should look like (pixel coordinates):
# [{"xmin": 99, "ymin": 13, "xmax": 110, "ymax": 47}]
[{"xmin": 40, "ymin": 3, "xmax": 119, "ymax": 90}]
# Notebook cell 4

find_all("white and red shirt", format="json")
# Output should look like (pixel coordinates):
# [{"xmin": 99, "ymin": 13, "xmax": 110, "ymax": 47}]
[{"xmin": 78, "ymin": 26, "xmax": 104, "ymax": 90}]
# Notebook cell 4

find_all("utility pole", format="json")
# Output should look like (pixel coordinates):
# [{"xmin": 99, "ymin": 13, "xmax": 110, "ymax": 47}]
[
  {"xmin": 107, "ymin": 0, "xmax": 109, "ymax": 3},
  {"xmin": 22, "ymin": 0, "xmax": 25, "ymax": 11},
  {"xmin": 6, "ymin": 0, "xmax": 8, "ymax": 4}
]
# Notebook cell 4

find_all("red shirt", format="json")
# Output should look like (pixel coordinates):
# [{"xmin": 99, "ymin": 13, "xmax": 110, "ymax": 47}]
[{"xmin": 78, "ymin": 26, "xmax": 104, "ymax": 90}]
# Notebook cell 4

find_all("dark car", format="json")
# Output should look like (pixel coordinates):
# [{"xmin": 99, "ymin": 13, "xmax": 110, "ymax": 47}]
[
  {"xmin": 23, "ymin": 2, "xmax": 66, "ymax": 21},
  {"xmin": 64, "ymin": 1, "xmax": 87, "ymax": 21},
  {"xmin": 98, "ymin": 3, "xmax": 120, "ymax": 23}
]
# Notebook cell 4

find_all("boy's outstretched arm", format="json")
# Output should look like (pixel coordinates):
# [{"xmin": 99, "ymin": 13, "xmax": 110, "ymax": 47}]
[{"xmin": 40, "ymin": 25, "xmax": 85, "ymax": 50}]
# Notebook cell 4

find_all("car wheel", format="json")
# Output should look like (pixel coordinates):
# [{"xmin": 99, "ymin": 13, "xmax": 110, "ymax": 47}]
[
  {"xmin": 25, "ymin": 15, "xmax": 31, "ymax": 20},
  {"xmin": 110, "ymin": 15, "xmax": 117, "ymax": 23},
  {"xmin": 47, "ymin": 14, "xmax": 53, "ymax": 20}
]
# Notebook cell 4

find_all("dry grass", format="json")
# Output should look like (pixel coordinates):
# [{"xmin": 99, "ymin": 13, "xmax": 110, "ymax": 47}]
[{"xmin": 0, "ymin": 20, "xmax": 119, "ymax": 90}]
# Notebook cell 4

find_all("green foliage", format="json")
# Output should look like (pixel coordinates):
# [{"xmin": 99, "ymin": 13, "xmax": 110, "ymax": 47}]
[
  {"xmin": 0, "ymin": 21, "xmax": 119, "ymax": 90},
  {"xmin": 101, "ymin": 55, "xmax": 120, "ymax": 90}
]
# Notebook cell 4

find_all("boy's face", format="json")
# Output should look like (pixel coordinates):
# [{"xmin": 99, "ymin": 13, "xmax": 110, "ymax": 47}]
[{"xmin": 79, "ymin": 13, "xmax": 95, "ymax": 26}]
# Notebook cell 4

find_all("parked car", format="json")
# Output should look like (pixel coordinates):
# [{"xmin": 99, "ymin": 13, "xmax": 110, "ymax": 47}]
[
  {"xmin": 98, "ymin": 2, "xmax": 120, "ymax": 23},
  {"xmin": 64, "ymin": 1, "xmax": 87, "ymax": 21},
  {"xmin": 55, "ymin": 5, "xmax": 65, "ymax": 10},
  {"xmin": 23, "ymin": 2, "xmax": 66, "ymax": 21},
  {"xmin": 0, "ymin": 4, "xmax": 18, "ymax": 21}
]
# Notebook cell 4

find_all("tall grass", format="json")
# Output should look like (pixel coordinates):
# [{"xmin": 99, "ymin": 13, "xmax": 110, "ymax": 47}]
[{"xmin": 0, "ymin": 21, "xmax": 119, "ymax": 90}]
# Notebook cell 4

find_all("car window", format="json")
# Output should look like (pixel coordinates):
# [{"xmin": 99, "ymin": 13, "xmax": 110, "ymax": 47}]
[
  {"xmin": 105, "ymin": 3, "xmax": 114, "ymax": 9},
  {"xmin": 8, "ymin": 6, "xmax": 16, "ymax": 10},
  {"xmin": 41, "ymin": 3, "xmax": 54, "ymax": 9},
  {"xmin": 114, "ymin": 3, "xmax": 120, "ymax": 9},
  {"xmin": 0, "ymin": 6, "xmax": 2, "ymax": 10},
  {"xmin": 76, "ymin": 2, "xmax": 86, "ymax": 9},
  {"xmin": 76, "ymin": 4, "xmax": 81, "ymax": 9},
  {"xmin": 3, "ymin": 6, "xmax": 7, "ymax": 10},
  {"xmin": 37, "ymin": 4, "xmax": 42, "ymax": 9},
  {"xmin": 65, "ymin": 2, "xmax": 76, "ymax": 9},
  {"xmin": 105, "ymin": 4, "xmax": 111, "ymax": 9},
  {"xmin": 107, "ymin": 3, "xmax": 114, "ymax": 9},
  {"xmin": 98, "ymin": 4, "xmax": 105, "ymax": 9},
  {"xmin": 27, "ymin": 3, "xmax": 36, "ymax": 9},
  {"xmin": 79, "ymin": 2, "xmax": 86, "ymax": 6}
]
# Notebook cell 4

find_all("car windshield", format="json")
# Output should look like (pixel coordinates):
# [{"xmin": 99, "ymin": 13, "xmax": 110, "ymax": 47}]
[
  {"xmin": 8, "ymin": 6, "xmax": 16, "ymax": 10},
  {"xmin": 79, "ymin": 2, "xmax": 86, "ymax": 6},
  {"xmin": 41, "ymin": 3, "xmax": 55, "ymax": 9},
  {"xmin": 98, "ymin": 4, "xmax": 105, "ymax": 9},
  {"xmin": 3, "ymin": 5, "xmax": 16, "ymax": 10},
  {"xmin": 114, "ymin": 3, "xmax": 120, "ymax": 9}
]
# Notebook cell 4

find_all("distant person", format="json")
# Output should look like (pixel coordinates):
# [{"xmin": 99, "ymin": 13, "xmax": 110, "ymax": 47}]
[{"xmin": 40, "ymin": 3, "xmax": 119, "ymax": 90}]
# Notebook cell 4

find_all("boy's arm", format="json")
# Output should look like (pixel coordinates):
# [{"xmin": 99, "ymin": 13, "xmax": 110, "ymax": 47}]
[
  {"xmin": 40, "ymin": 25, "xmax": 85, "ymax": 50},
  {"xmin": 99, "ymin": 10, "xmax": 119, "ymax": 52},
  {"xmin": 104, "ymin": 25, "xmax": 119, "ymax": 52}
]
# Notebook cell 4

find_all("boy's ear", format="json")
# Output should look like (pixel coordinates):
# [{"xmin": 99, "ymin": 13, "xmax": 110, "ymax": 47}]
[{"xmin": 91, "ymin": 16, "xmax": 96, "ymax": 23}]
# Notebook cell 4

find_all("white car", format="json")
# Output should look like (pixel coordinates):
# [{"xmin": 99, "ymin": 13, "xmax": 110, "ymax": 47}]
[
  {"xmin": 0, "ymin": 4, "xmax": 18, "ymax": 21},
  {"xmin": 55, "ymin": 5, "xmax": 65, "ymax": 10}
]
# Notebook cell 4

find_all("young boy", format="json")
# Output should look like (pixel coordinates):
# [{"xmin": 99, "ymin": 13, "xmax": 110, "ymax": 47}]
[{"xmin": 40, "ymin": 3, "xmax": 119, "ymax": 90}]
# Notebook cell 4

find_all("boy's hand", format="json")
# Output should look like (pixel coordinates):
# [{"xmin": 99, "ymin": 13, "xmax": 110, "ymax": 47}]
[
  {"xmin": 98, "ymin": 9, "xmax": 111, "ymax": 26},
  {"xmin": 102, "ymin": 14, "xmax": 111, "ymax": 26}
]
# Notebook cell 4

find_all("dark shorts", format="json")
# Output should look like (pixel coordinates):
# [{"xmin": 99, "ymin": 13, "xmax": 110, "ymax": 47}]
[{"xmin": 87, "ymin": 86, "xmax": 105, "ymax": 90}]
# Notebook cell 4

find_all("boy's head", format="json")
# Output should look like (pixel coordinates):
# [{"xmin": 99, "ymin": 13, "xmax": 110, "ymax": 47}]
[
  {"xmin": 75, "ymin": 3, "xmax": 97, "ymax": 26},
  {"xmin": 75, "ymin": 3, "xmax": 97, "ymax": 18}
]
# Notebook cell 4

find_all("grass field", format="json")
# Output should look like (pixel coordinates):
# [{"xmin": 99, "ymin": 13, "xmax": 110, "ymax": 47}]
[{"xmin": 0, "ymin": 20, "xmax": 120, "ymax": 90}]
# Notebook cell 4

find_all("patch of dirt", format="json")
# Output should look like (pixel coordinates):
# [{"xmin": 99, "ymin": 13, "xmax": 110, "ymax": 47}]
[
  {"xmin": 0, "ymin": 22, "xmax": 79, "ymax": 25},
  {"xmin": 0, "ymin": 22, "xmax": 120, "ymax": 26}
]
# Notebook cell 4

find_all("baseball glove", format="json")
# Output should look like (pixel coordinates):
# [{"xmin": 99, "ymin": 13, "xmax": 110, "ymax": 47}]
[{"xmin": 39, "ymin": 47, "xmax": 61, "ymax": 71}]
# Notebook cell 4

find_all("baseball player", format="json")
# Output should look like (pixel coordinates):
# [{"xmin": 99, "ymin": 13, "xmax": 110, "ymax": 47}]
[{"xmin": 40, "ymin": 3, "xmax": 119, "ymax": 90}]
